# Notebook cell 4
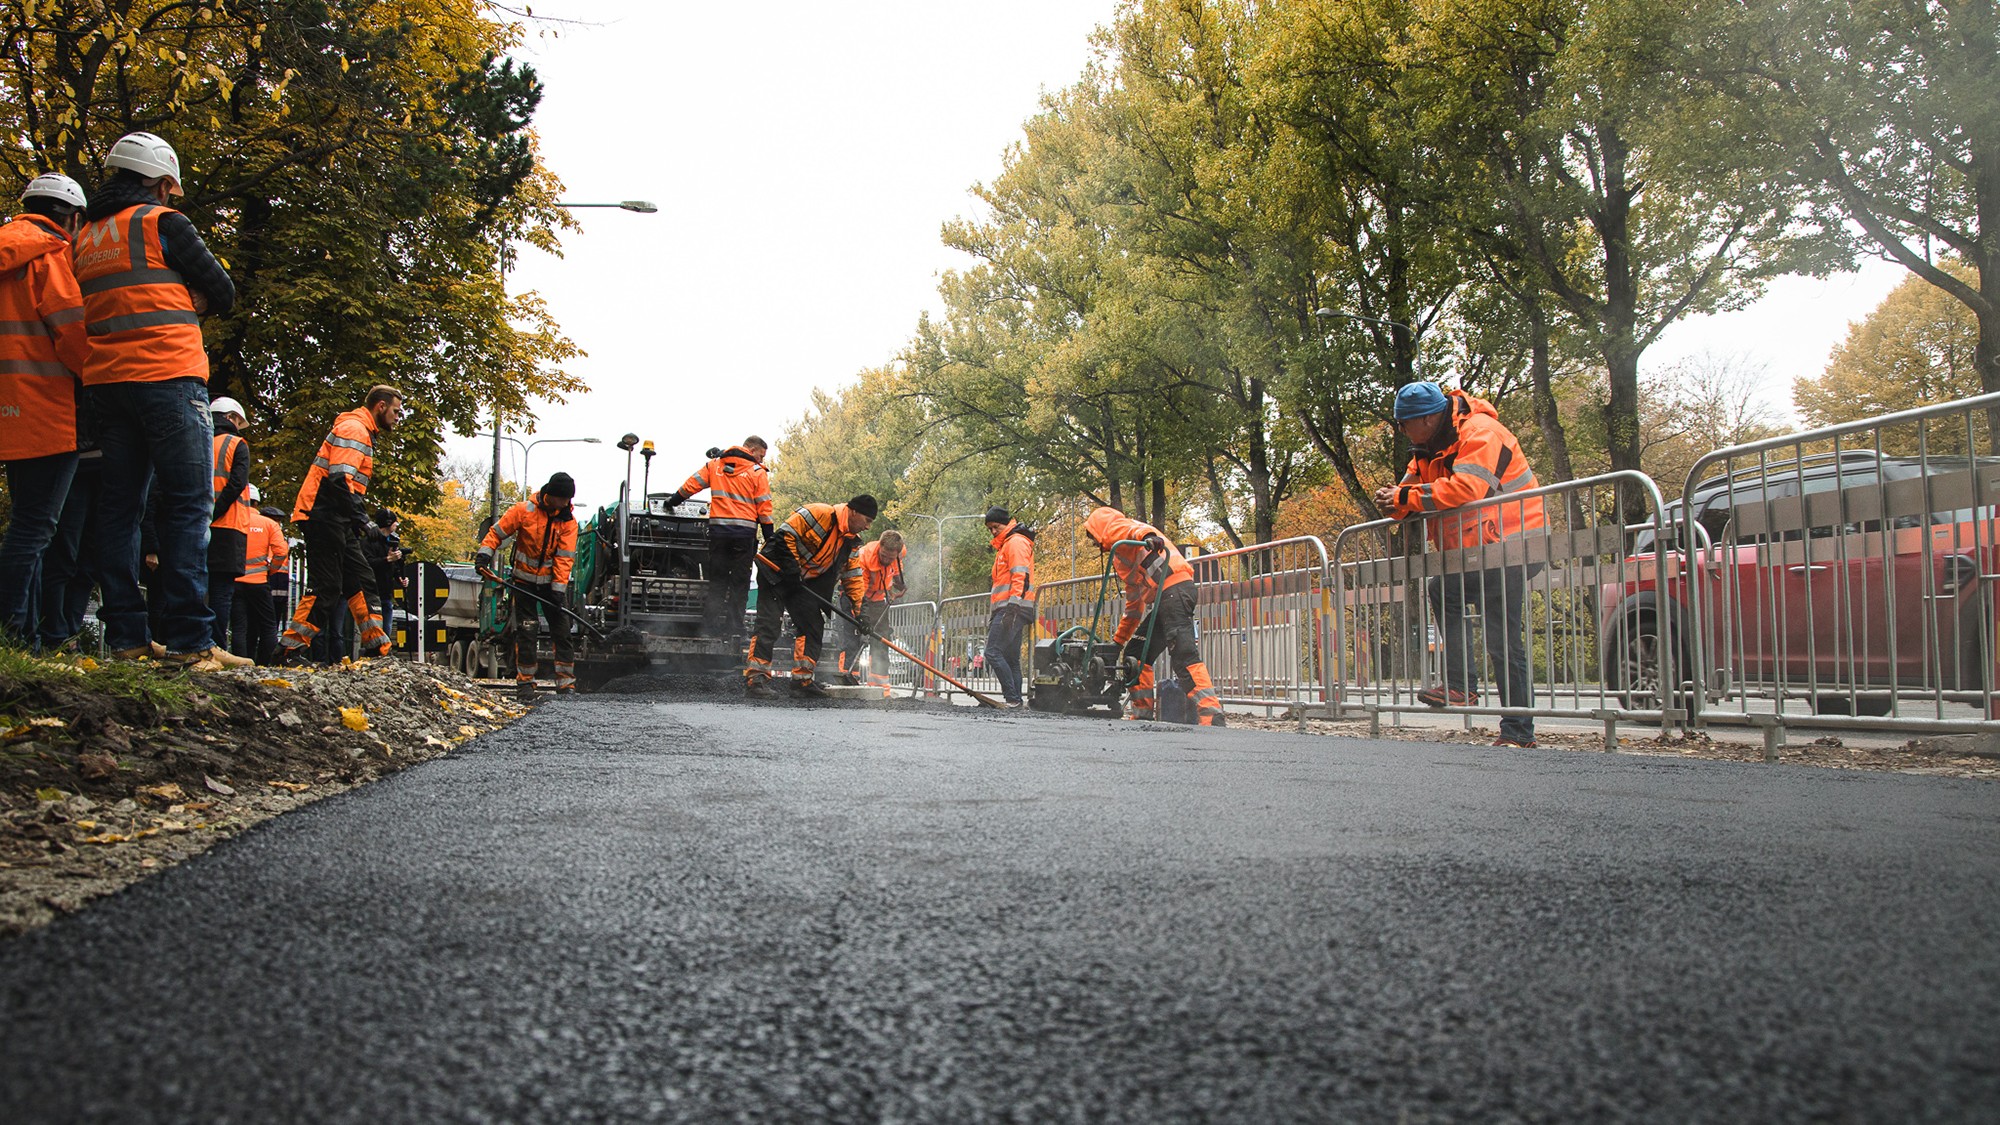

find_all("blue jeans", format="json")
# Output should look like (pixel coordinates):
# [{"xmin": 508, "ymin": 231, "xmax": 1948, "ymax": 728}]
[
  {"xmin": 985, "ymin": 604, "xmax": 1030, "ymax": 704},
  {"xmin": 0, "ymin": 451, "xmax": 79, "ymax": 642},
  {"xmin": 87, "ymin": 379, "xmax": 214, "ymax": 654},
  {"xmin": 38, "ymin": 453, "xmax": 100, "ymax": 648}
]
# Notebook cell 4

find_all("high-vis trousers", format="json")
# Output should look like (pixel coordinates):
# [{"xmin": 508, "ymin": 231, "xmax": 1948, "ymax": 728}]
[
  {"xmin": 746, "ymin": 568, "xmax": 835, "ymax": 685},
  {"xmin": 1124, "ymin": 582, "xmax": 1221, "ymax": 725}
]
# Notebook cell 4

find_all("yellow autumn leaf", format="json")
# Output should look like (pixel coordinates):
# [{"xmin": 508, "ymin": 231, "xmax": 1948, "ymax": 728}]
[
  {"xmin": 77, "ymin": 657, "xmax": 99, "ymax": 671},
  {"xmin": 83, "ymin": 833, "xmax": 128, "ymax": 845},
  {"xmin": 340, "ymin": 707, "xmax": 368, "ymax": 731},
  {"xmin": 75, "ymin": 820, "xmax": 97, "ymax": 830},
  {"xmin": 260, "ymin": 678, "xmax": 293, "ymax": 688}
]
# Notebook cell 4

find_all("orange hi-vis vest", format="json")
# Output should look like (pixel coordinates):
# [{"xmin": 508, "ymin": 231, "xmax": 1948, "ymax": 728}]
[
  {"xmin": 0, "ymin": 213, "xmax": 87, "ymax": 460},
  {"xmin": 988, "ymin": 521, "xmax": 1036, "ymax": 611},
  {"xmin": 235, "ymin": 512, "xmax": 288, "ymax": 586},
  {"xmin": 211, "ymin": 432, "xmax": 252, "ymax": 533},
  {"xmin": 481, "ymin": 492, "xmax": 579, "ymax": 592},
  {"xmin": 71, "ymin": 204, "xmax": 206, "ymax": 386},
  {"xmin": 1388, "ymin": 389, "xmax": 1547, "ymax": 550},
  {"xmin": 779, "ymin": 502, "xmax": 859, "ymax": 579},
  {"xmin": 852, "ymin": 540, "xmax": 904, "ymax": 603},
  {"xmin": 1081, "ymin": 507, "xmax": 1193, "ymax": 645},
  {"xmin": 679, "ymin": 447, "xmax": 773, "ymax": 532},
  {"xmin": 291, "ymin": 406, "xmax": 377, "ymax": 521}
]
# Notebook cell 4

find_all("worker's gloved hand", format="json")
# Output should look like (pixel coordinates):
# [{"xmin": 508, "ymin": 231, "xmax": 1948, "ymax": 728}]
[
  {"xmin": 1142, "ymin": 534, "xmax": 1166, "ymax": 552},
  {"xmin": 665, "ymin": 492, "xmax": 686, "ymax": 508},
  {"xmin": 775, "ymin": 549, "xmax": 801, "ymax": 582},
  {"xmin": 762, "ymin": 526, "xmax": 779, "ymax": 549},
  {"xmin": 475, "ymin": 547, "xmax": 495, "ymax": 572}
]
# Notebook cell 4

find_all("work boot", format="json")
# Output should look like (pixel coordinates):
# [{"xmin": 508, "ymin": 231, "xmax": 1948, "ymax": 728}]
[
  {"xmin": 790, "ymin": 679, "xmax": 831, "ymax": 699},
  {"xmin": 201, "ymin": 646, "xmax": 254, "ymax": 670},
  {"xmin": 744, "ymin": 678, "xmax": 779, "ymax": 699},
  {"xmin": 159, "ymin": 650, "xmax": 225, "ymax": 672},
  {"xmin": 515, "ymin": 680, "xmax": 537, "ymax": 704}
]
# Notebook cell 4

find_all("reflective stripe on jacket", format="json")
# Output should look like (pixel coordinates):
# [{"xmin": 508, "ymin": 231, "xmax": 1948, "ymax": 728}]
[
  {"xmin": 481, "ymin": 491, "xmax": 579, "ymax": 591},
  {"xmin": 853, "ymin": 540, "xmax": 904, "ymax": 603},
  {"xmin": 71, "ymin": 204, "xmax": 206, "ymax": 386},
  {"xmin": 679, "ymin": 447, "xmax": 773, "ymax": 532},
  {"xmin": 0, "ymin": 214, "xmax": 86, "ymax": 459},
  {"xmin": 291, "ymin": 407, "xmax": 377, "ymax": 522},
  {"xmin": 779, "ymin": 502, "xmax": 859, "ymax": 579},
  {"xmin": 211, "ymin": 432, "xmax": 253, "ymax": 533},
  {"xmin": 1080, "ymin": 506, "xmax": 1192, "ymax": 644},
  {"xmin": 988, "ymin": 521, "xmax": 1035, "ymax": 610},
  {"xmin": 236, "ymin": 513, "xmax": 288, "ymax": 586},
  {"xmin": 1388, "ymin": 390, "xmax": 1546, "ymax": 550}
]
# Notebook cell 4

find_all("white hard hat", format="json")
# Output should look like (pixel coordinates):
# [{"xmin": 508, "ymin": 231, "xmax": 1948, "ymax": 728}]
[
  {"xmin": 209, "ymin": 396, "xmax": 246, "ymax": 419},
  {"xmin": 20, "ymin": 173, "xmax": 86, "ymax": 209},
  {"xmin": 103, "ymin": 132, "xmax": 182, "ymax": 195}
]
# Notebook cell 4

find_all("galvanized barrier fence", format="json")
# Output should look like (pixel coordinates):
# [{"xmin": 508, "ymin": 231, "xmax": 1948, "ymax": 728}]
[
  {"xmin": 1186, "ymin": 536, "xmax": 1334, "ymax": 716},
  {"xmin": 1678, "ymin": 392, "xmax": 2000, "ymax": 745},
  {"xmin": 938, "ymin": 592, "xmax": 1006, "ymax": 700},
  {"xmin": 1332, "ymin": 470, "xmax": 1679, "ymax": 741},
  {"xmin": 876, "ymin": 600, "xmax": 940, "ymax": 693}
]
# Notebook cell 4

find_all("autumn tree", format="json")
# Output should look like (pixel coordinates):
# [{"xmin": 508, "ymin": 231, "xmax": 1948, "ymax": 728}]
[
  {"xmin": 0, "ymin": 0, "xmax": 580, "ymax": 515},
  {"xmin": 1794, "ymin": 263, "xmax": 1983, "ymax": 431}
]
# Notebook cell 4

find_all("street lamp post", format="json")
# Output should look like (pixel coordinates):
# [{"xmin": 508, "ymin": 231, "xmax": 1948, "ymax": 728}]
[
  {"xmin": 489, "ymin": 199, "xmax": 658, "ymax": 521},
  {"xmin": 520, "ymin": 436, "xmax": 604, "ymax": 493},
  {"xmin": 471, "ymin": 433, "xmax": 602, "ymax": 500}
]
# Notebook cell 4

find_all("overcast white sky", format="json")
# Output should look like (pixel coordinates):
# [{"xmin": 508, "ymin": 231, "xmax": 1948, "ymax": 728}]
[{"xmin": 449, "ymin": 1, "xmax": 1910, "ymax": 511}]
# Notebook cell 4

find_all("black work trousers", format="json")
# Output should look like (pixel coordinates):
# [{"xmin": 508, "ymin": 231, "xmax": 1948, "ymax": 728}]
[
  {"xmin": 511, "ymin": 585, "xmax": 575, "ymax": 686},
  {"xmin": 706, "ymin": 531, "xmax": 756, "ymax": 641},
  {"xmin": 1428, "ymin": 564, "xmax": 1541, "ymax": 744},
  {"xmin": 1133, "ymin": 581, "xmax": 1203, "ymax": 676},
  {"xmin": 747, "ymin": 567, "xmax": 835, "ymax": 682},
  {"xmin": 301, "ymin": 517, "xmax": 377, "ymax": 662}
]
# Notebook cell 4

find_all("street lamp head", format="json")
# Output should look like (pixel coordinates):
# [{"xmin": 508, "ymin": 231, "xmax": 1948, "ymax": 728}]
[
  {"xmin": 582, "ymin": 437, "xmax": 603, "ymax": 444},
  {"xmin": 620, "ymin": 200, "xmax": 658, "ymax": 213},
  {"xmin": 617, "ymin": 433, "xmax": 640, "ymax": 452},
  {"xmin": 1312, "ymin": 307, "xmax": 1339, "ymax": 318}
]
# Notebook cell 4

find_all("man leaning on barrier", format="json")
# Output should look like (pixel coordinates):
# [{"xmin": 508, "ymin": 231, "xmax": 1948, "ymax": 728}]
[{"xmin": 1373, "ymin": 382, "xmax": 1546, "ymax": 748}]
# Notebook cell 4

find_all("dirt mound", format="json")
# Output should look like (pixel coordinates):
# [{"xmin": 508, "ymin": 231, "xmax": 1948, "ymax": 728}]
[{"xmin": 0, "ymin": 656, "xmax": 526, "ymax": 936}]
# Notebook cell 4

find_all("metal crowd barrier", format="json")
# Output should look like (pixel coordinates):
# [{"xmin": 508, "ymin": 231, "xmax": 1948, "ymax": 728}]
[
  {"xmin": 1331, "ymin": 470, "xmax": 1679, "ymax": 742},
  {"xmin": 1678, "ymin": 392, "xmax": 2000, "ymax": 746},
  {"xmin": 1186, "ymin": 536, "xmax": 1335, "ymax": 717},
  {"xmin": 876, "ymin": 600, "xmax": 939, "ymax": 693},
  {"xmin": 938, "ymin": 592, "xmax": 1005, "ymax": 701}
]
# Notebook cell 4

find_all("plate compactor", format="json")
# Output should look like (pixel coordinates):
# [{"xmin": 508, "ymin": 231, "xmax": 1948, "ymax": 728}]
[{"xmin": 1027, "ymin": 535, "xmax": 1166, "ymax": 718}]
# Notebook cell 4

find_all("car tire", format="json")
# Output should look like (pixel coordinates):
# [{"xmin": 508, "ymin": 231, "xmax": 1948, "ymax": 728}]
[{"xmin": 1605, "ymin": 608, "xmax": 1689, "ymax": 712}]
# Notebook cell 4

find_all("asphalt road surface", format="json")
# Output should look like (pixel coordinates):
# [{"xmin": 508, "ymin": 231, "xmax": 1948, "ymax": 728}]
[{"xmin": 3, "ymin": 692, "xmax": 1998, "ymax": 1123}]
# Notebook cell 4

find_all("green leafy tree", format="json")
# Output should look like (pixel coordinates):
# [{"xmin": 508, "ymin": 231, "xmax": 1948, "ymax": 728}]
[{"xmin": 1794, "ymin": 262, "xmax": 1983, "ymax": 431}]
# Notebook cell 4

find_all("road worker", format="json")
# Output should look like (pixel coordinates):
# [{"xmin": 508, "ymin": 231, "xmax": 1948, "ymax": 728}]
[
  {"xmin": 1374, "ymin": 382, "xmax": 1547, "ymax": 748},
  {"xmin": 836, "ymin": 529, "xmax": 906, "ymax": 695},
  {"xmin": 478, "ymin": 472, "xmax": 580, "ymax": 701},
  {"xmin": 206, "ymin": 396, "xmax": 253, "ymax": 652},
  {"xmin": 983, "ymin": 506, "xmax": 1036, "ymax": 708},
  {"xmin": 73, "ymin": 132, "xmax": 243, "ymax": 668},
  {"xmin": 277, "ymin": 385, "xmax": 403, "ymax": 664},
  {"xmin": 0, "ymin": 174, "xmax": 89, "ymax": 645},
  {"xmin": 665, "ymin": 436, "xmax": 774, "ymax": 645},
  {"xmin": 745, "ymin": 494, "xmax": 876, "ymax": 699},
  {"xmin": 232, "ymin": 487, "xmax": 287, "ymax": 665},
  {"xmin": 1082, "ymin": 506, "xmax": 1224, "ymax": 727}
]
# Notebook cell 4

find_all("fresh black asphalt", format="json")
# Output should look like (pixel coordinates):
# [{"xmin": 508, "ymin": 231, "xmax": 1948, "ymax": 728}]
[{"xmin": 3, "ymin": 693, "xmax": 1998, "ymax": 1122}]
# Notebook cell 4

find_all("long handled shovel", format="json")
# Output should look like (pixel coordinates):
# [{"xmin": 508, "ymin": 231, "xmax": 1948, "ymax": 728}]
[
  {"xmin": 754, "ymin": 553, "xmax": 1008, "ymax": 709},
  {"xmin": 479, "ymin": 567, "xmax": 649, "ymax": 661}
]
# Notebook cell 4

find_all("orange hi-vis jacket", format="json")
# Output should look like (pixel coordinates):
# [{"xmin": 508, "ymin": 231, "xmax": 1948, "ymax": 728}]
[
  {"xmin": 71, "ymin": 204, "xmax": 206, "ymax": 386},
  {"xmin": 0, "ymin": 214, "xmax": 87, "ymax": 460},
  {"xmin": 988, "ymin": 521, "xmax": 1035, "ymax": 612},
  {"xmin": 235, "ymin": 512, "xmax": 289, "ymax": 586},
  {"xmin": 678, "ymin": 447, "xmax": 773, "ymax": 533},
  {"xmin": 778, "ymin": 502, "xmax": 861, "ymax": 580},
  {"xmin": 1388, "ymin": 390, "xmax": 1546, "ymax": 550},
  {"xmin": 1081, "ymin": 507, "xmax": 1193, "ymax": 645},
  {"xmin": 291, "ymin": 407, "xmax": 378, "ymax": 522},
  {"xmin": 482, "ymin": 492, "xmax": 579, "ymax": 592},
  {"xmin": 850, "ymin": 540, "xmax": 905, "ymax": 604},
  {"xmin": 211, "ymin": 432, "xmax": 252, "ymax": 533}
]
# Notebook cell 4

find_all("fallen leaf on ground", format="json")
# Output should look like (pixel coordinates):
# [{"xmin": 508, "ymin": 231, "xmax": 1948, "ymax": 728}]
[
  {"xmin": 138, "ymin": 783, "xmax": 186, "ymax": 801},
  {"xmin": 82, "ymin": 833, "xmax": 127, "ymax": 845},
  {"xmin": 202, "ymin": 775, "xmax": 236, "ymax": 796},
  {"xmin": 78, "ymin": 753, "xmax": 118, "ymax": 780},
  {"xmin": 28, "ymin": 717, "xmax": 66, "ymax": 729},
  {"xmin": 76, "ymin": 657, "xmax": 98, "ymax": 670},
  {"xmin": 267, "ymin": 780, "xmax": 310, "ymax": 792},
  {"xmin": 260, "ymin": 677, "xmax": 293, "ymax": 688},
  {"xmin": 74, "ymin": 820, "xmax": 97, "ymax": 830},
  {"xmin": 34, "ymin": 788, "xmax": 66, "ymax": 803},
  {"xmin": 340, "ymin": 707, "xmax": 368, "ymax": 731}
]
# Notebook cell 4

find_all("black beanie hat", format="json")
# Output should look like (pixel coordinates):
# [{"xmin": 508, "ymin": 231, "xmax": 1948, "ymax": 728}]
[
  {"xmin": 847, "ymin": 494, "xmax": 879, "ymax": 520},
  {"xmin": 544, "ymin": 472, "xmax": 577, "ymax": 499},
  {"xmin": 984, "ymin": 506, "xmax": 1010, "ymax": 525}
]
